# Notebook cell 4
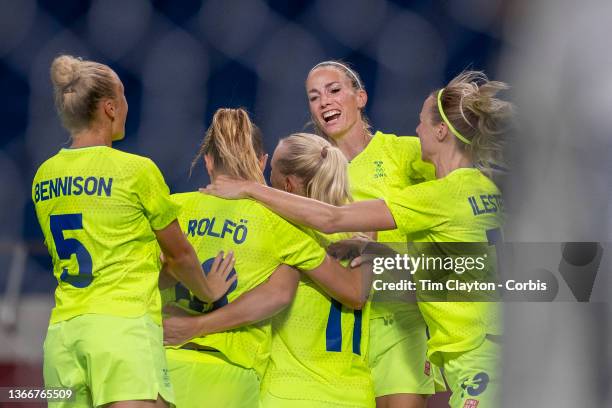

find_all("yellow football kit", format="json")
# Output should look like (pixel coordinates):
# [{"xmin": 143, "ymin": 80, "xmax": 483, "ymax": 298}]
[
  {"xmin": 164, "ymin": 192, "xmax": 327, "ymax": 408},
  {"xmin": 386, "ymin": 167, "xmax": 503, "ymax": 407},
  {"xmin": 348, "ymin": 131, "xmax": 442, "ymax": 396},
  {"xmin": 261, "ymin": 230, "xmax": 374, "ymax": 407},
  {"xmin": 33, "ymin": 146, "xmax": 178, "ymax": 407}
]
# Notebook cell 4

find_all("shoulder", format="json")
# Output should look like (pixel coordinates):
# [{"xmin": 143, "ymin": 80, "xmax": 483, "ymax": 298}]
[
  {"xmin": 33, "ymin": 153, "xmax": 60, "ymax": 181},
  {"xmin": 110, "ymin": 149, "xmax": 159, "ymax": 171},
  {"xmin": 170, "ymin": 191, "xmax": 200, "ymax": 207},
  {"xmin": 374, "ymin": 131, "xmax": 421, "ymax": 156}
]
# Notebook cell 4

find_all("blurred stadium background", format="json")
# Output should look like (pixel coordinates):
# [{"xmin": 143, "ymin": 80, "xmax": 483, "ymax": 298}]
[{"xmin": 0, "ymin": 0, "xmax": 610, "ymax": 407}]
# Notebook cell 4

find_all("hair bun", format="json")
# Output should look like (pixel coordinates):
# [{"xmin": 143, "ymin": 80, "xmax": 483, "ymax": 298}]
[{"xmin": 50, "ymin": 55, "xmax": 81, "ymax": 91}]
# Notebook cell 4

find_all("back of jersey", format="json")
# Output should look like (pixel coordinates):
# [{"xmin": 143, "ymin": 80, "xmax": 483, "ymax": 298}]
[
  {"xmin": 165, "ymin": 192, "xmax": 326, "ymax": 376},
  {"xmin": 32, "ymin": 146, "xmax": 178, "ymax": 325},
  {"xmin": 262, "ymin": 229, "xmax": 373, "ymax": 406}
]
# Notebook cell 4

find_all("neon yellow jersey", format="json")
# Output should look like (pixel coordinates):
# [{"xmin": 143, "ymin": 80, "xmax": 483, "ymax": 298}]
[
  {"xmin": 348, "ymin": 131, "xmax": 434, "ymax": 318},
  {"xmin": 32, "ymin": 146, "xmax": 178, "ymax": 325},
  {"xmin": 164, "ymin": 192, "xmax": 327, "ymax": 376},
  {"xmin": 348, "ymin": 131, "xmax": 434, "ymax": 244},
  {"xmin": 262, "ymin": 229, "xmax": 374, "ymax": 406},
  {"xmin": 385, "ymin": 168, "xmax": 503, "ymax": 365}
]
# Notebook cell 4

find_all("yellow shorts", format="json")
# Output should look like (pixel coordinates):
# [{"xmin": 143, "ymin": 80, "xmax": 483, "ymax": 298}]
[
  {"xmin": 369, "ymin": 308, "xmax": 444, "ymax": 397},
  {"xmin": 261, "ymin": 390, "xmax": 373, "ymax": 408},
  {"xmin": 442, "ymin": 336, "xmax": 501, "ymax": 408},
  {"xmin": 166, "ymin": 348, "xmax": 259, "ymax": 408},
  {"xmin": 43, "ymin": 313, "xmax": 174, "ymax": 408}
]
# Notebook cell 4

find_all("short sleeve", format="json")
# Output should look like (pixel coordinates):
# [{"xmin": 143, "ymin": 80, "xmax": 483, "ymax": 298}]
[
  {"xmin": 271, "ymin": 216, "xmax": 327, "ymax": 272},
  {"xmin": 135, "ymin": 159, "xmax": 179, "ymax": 231},
  {"xmin": 385, "ymin": 180, "xmax": 448, "ymax": 235},
  {"xmin": 393, "ymin": 136, "xmax": 436, "ymax": 183}
]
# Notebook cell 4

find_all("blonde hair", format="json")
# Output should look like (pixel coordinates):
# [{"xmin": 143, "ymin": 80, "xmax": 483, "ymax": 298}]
[
  {"xmin": 275, "ymin": 133, "xmax": 352, "ymax": 206},
  {"xmin": 432, "ymin": 71, "xmax": 514, "ymax": 173},
  {"xmin": 192, "ymin": 108, "xmax": 265, "ymax": 184},
  {"xmin": 306, "ymin": 60, "xmax": 372, "ymax": 141},
  {"xmin": 50, "ymin": 54, "xmax": 117, "ymax": 133}
]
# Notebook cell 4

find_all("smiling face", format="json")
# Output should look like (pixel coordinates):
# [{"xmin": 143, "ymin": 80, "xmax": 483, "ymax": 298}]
[{"xmin": 306, "ymin": 66, "xmax": 366, "ymax": 140}]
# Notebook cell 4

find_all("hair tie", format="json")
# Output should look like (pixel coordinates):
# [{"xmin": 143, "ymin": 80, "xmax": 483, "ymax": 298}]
[
  {"xmin": 437, "ymin": 88, "xmax": 472, "ymax": 145},
  {"xmin": 321, "ymin": 146, "xmax": 329, "ymax": 158}
]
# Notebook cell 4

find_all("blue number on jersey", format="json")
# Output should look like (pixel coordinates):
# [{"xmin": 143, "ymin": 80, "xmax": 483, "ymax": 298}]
[
  {"xmin": 50, "ymin": 214, "xmax": 93, "ymax": 288},
  {"xmin": 175, "ymin": 256, "xmax": 238, "ymax": 313},
  {"xmin": 326, "ymin": 300, "xmax": 363, "ymax": 355}
]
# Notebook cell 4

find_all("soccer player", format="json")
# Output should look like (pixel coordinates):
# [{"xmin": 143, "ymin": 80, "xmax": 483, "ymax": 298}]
[
  {"xmin": 34, "ymin": 55, "xmax": 235, "ymax": 408},
  {"xmin": 204, "ymin": 71, "xmax": 513, "ymax": 408},
  {"xmin": 166, "ymin": 133, "xmax": 374, "ymax": 407},
  {"xmin": 306, "ymin": 60, "xmax": 440, "ymax": 408},
  {"xmin": 162, "ymin": 109, "xmax": 370, "ymax": 408}
]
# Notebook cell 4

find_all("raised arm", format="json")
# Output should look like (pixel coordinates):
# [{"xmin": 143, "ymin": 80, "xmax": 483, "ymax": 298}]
[
  {"xmin": 155, "ymin": 220, "xmax": 236, "ymax": 303},
  {"xmin": 163, "ymin": 264, "xmax": 300, "ymax": 345},
  {"xmin": 202, "ymin": 176, "xmax": 396, "ymax": 234}
]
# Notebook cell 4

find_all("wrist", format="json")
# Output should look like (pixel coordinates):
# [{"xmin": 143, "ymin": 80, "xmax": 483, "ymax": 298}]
[
  {"xmin": 245, "ymin": 181, "xmax": 260, "ymax": 198},
  {"xmin": 195, "ymin": 314, "xmax": 210, "ymax": 337}
]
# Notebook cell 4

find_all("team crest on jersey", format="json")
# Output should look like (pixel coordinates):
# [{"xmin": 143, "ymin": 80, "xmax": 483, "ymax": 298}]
[
  {"xmin": 424, "ymin": 361, "xmax": 431, "ymax": 376},
  {"xmin": 373, "ymin": 160, "xmax": 386, "ymax": 179},
  {"xmin": 463, "ymin": 399, "xmax": 479, "ymax": 408},
  {"xmin": 382, "ymin": 315, "xmax": 394, "ymax": 325}
]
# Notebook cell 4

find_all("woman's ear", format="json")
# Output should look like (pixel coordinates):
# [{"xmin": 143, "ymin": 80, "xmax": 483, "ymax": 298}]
[
  {"xmin": 103, "ymin": 98, "xmax": 116, "ymax": 120},
  {"xmin": 259, "ymin": 154, "xmax": 269, "ymax": 172},
  {"xmin": 204, "ymin": 154, "xmax": 214, "ymax": 178},
  {"xmin": 437, "ymin": 123, "xmax": 449, "ymax": 142},
  {"xmin": 285, "ymin": 174, "xmax": 305, "ymax": 195},
  {"xmin": 356, "ymin": 89, "xmax": 368, "ymax": 110}
]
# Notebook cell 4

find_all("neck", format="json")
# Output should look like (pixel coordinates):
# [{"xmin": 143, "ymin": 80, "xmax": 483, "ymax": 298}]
[
  {"xmin": 332, "ymin": 124, "xmax": 372, "ymax": 161},
  {"xmin": 71, "ymin": 126, "xmax": 113, "ymax": 148},
  {"xmin": 431, "ymin": 148, "xmax": 473, "ymax": 178}
]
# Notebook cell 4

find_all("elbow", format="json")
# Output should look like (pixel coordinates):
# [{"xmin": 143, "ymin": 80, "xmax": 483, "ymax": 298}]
[
  {"xmin": 275, "ymin": 281, "xmax": 297, "ymax": 308},
  {"xmin": 164, "ymin": 244, "xmax": 195, "ymax": 268},
  {"xmin": 349, "ymin": 295, "xmax": 367, "ymax": 311},
  {"xmin": 340, "ymin": 291, "xmax": 367, "ymax": 311},
  {"xmin": 277, "ymin": 290, "xmax": 295, "ymax": 309}
]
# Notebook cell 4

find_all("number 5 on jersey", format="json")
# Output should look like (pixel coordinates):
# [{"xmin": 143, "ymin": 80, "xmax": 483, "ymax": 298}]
[{"xmin": 50, "ymin": 213, "xmax": 93, "ymax": 288}]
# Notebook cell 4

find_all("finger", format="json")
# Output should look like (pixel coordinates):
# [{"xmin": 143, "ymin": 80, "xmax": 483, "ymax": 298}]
[
  {"xmin": 209, "ymin": 250, "xmax": 224, "ymax": 275},
  {"xmin": 350, "ymin": 254, "xmax": 375, "ymax": 268},
  {"xmin": 219, "ymin": 251, "xmax": 235, "ymax": 278},
  {"xmin": 225, "ymin": 259, "xmax": 237, "ymax": 285},
  {"xmin": 224, "ymin": 271, "xmax": 238, "ymax": 290}
]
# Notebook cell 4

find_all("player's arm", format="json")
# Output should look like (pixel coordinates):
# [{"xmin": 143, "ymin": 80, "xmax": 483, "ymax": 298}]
[
  {"xmin": 302, "ymin": 254, "xmax": 372, "ymax": 311},
  {"xmin": 155, "ymin": 220, "xmax": 236, "ymax": 303},
  {"xmin": 202, "ymin": 177, "xmax": 396, "ymax": 234},
  {"xmin": 163, "ymin": 264, "xmax": 299, "ymax": 345}
]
